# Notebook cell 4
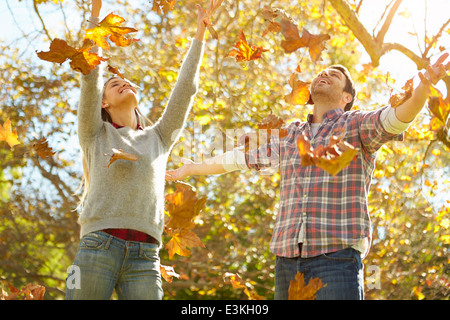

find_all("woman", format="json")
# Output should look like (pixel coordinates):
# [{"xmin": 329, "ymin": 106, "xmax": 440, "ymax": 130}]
[{"xmin": 66, "ymin": 0, "xmax": 222, "ymax": 300}]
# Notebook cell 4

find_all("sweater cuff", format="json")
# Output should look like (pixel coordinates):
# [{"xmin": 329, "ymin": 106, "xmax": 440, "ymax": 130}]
[{"xmin": 380, "ymin": 106, "xmax": 411, "ymax": 134}]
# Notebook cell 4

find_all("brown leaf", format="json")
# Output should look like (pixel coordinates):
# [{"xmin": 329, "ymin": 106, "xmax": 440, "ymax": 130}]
[
  {"xmin": 105, "ymin": 148, "xmax": 139, "ymax": 168},
  {"xmin": 160, "ymin": 265, "xmax": 181, "ymax": 283},
  {"xmin": 260, "ymin": 6, "xmax": 294, "ymax": 37},
  {"xmin": 288, "ymin": 271, "xmax": 326, "ymax": 300},
  {"xmin": 107, "ymin": 64, "xmax": 125, "ymax": 79},
  {"xmin": 426, "ymin": 84, "xmax": 450, "ymax": 132},
  {"xmin": 0, "ymin": 283, "xmax": 45, "ymax": 300},
  {"xmin": 227, "ymin": 30, "xmax": 268, "ymax": 63},
  {"xmin": 165, "ymin": 182, "xmax": 207, "ymax": 230},
  {"xmin": 223, "ymin": 272, "xmax": 246, "ymax": 289},
  {"xmin": 36, "ymin": 38, "xmax": 108, "ymax": 75},
  {"xmin": 33, "ymin": 137, "xmax": 56, "ymax": 159},
  {"xmin": 389, "ymin": 77, "xmax": 414, "ymax": 108},
  {"xmin": 280, "ymin": 19, "xmax": 330, "ymax": 62},
  {"xmin": 297, "ymin": 128, "xmax": 358, "ymax": 176}
]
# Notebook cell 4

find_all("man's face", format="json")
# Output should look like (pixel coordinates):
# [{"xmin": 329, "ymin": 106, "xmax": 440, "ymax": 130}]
[{"xmin": 310, "ymin": 68, "xmax": 347, "ymax": 98}]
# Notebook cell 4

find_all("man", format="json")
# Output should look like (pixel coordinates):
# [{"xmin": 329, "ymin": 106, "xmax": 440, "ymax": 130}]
[{"xmin": 166, "ymin": 54, "xmax": 449, "ymax": 299}]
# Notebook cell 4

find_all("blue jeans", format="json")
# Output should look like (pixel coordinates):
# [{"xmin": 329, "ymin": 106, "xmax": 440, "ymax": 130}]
[
  {"xmin": 275, "ymin": 248, "xmax": 364, "ymax": 300},
  {"xmin": 65, "ymin": 231, "xmax": 163, "ymax": 300}
]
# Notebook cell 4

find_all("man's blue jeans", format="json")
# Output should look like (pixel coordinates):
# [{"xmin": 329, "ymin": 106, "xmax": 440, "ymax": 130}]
[
  {"xmin": 275, "ymin": 248, "xmax": 364, "ymax": 300},
  {"xmin": 65, "ymin": 231, "xmax": 163, "ymax": 300}
]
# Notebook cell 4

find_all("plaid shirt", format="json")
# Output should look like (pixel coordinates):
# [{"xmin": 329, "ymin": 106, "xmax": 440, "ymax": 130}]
[{"xmin": 246, "ymin": 107, "xmax": 403, "ymax": 258}]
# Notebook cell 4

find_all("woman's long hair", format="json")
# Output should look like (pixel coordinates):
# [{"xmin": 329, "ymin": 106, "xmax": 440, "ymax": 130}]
[{"xmin": 77, "ymin": 77, "xmax": 152, "ymax": 210}]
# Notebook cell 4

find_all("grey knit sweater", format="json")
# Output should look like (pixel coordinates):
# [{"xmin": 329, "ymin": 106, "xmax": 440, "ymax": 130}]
[{"xmin": 77, "ymin": 17, "xmax": 204, "ymax": 244}]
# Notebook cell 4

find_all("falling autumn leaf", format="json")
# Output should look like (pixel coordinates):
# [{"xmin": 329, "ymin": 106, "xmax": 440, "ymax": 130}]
[
  {"xmin": 297, "ymin": 128, "xmax": 358, "ymax": 176},
  {"xmin": 223, "ymin": 272, "xmax": 264, "ymax": 300},
  {"xmin": 33, "ymin": 137, "xmax": 56, "ymax": 159},
  {"xmin": 36, "ymin": 38, "xmax": 108, "ymax": 75},
  {"xmin": 0, "ymin": 283, "xmax": 45, "ymax": 300},
  {"xmin": 389, "ymin": 77, "xmax": 414, "ymax": 108},
  {"xmin": 0, "ymin": 118, "xmax": 20, "ymax": 148},
  {"xmin": 223, "ymin": 272, "xmax": 246, "ymax": 289},
  {"xmin": 160, "ymin": 265, "xmax": 181, "ymax": 283},
  {"xmin": 424, "ymin": 82, "xmax": 450, "ymax": 132},
  {"xmin": 85, "ymin": 13, "xmax": 139, "ymax": 50},
  {"xmin": 284, "ymin": 70, "xmax": 311, "ymax": 105},
  {"xmin": 151, "ymin": 0, "xmax": 177, "ymax": 15},
  {"xmin": 104, "ymin": 148, "xmax": 139, "ymax": 168},
  {"xmin": 240, "ymin": 114, "xmax": 288, "ymax": 152},
  {"xmin": 227, "ymin": 30, "xmax": 268, "ymax": 63},
  {"xmin": 280, "ymin": 19, "xmax": 330, "ymax": 62},
  {"xmin": 288, "ymin": 271, "xmax": 326, "ymax": 300},
  {"xmin": 107, "ymin": 64, "xmax": 125, "ymax": 79},
  {"xmin": 260, "ymin": 6, "xmax": 294, "ymax": 37},
  {"xmin": 165, "ymin": 228, "xmax": 205, "ymax": 259}
]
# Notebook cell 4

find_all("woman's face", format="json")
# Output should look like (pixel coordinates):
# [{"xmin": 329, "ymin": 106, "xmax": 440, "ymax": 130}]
[{"xmin": 102, "ymin": 77, "xmax": 139, "ymax": 109}]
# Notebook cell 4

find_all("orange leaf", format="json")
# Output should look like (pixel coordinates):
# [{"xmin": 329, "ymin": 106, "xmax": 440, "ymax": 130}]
[
  {"xmin": 288, "ymin": 271, "xmax": 326, "ymax": 300},
  {"xmin": 223, "ymin": 272, "xmax": 246, "ymax": 289},
  {"xmin": 280, "ymin": 19, "xmax": 330, "ymax": 62},
  {"xmin": 389, "ymin": 77, "xmax": 414, "ymax": 108},
  {"xmin": 260, "ymin": 6, "xmax": 294, "ymax": 37},
  {"xmin": 1, "ymin": 283, "xmax": 45, "ymax": 300},
  {"xmin": 284, "ymin": 71, "xmax": 311, "ymax": 105},
  {"xmin": 152, "ymin": 0, "xmax": 176, "ymax": 15},
  {"xmin": 0, "ymin": 118, "xmax": 20, "ymax": 148},
  {"xmin": 33, "ymin": 137, "xmax": 56, "ymax": 159},
  {"xmin": 36, "ymin": 38, "xmax": 108, "ymax": 75},
  {"xmin": 160, "ymin": 265, "xmax": 181, "ymax": 283},
  {"xmin": 107, "ymin": 64, "xmax": 125, "ymax": 79},
  {"xmin": 227, "ymin": 30, "xmax": 268, "ymax": 62},
  {"xmin": 165, "ymin": 229, "xmax": 205, "ymax": 259},
  {"xmin": 426, "ymin": 84, "xmax": 450, "ymax": 132},
  {"xmin": 297, "ymin": 128, "xmax": 358, "ymax": 176},
  {"xmin": 165, "ymin": 182, "xmax": 207, "ymax": 230},
  {"xmin": 105, "ymin": 148, "xmax": 139, "ymax": 168},
  {"xmin": 84, "ymin": 13, "xmax": 139, "ymax": 50}
]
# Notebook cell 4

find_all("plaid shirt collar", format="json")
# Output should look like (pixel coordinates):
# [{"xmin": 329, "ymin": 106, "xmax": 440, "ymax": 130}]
[{"xmin": 306, "ymin": 108, "xmax": 344, "ymax": 123}]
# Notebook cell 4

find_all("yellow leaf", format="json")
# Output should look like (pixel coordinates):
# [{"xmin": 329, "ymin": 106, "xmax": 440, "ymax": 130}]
[
  {"xmin": 0, "ymin": 118, "xmax": 20, "ymax": 148},
  {"xmin": 165, "ymin": 229, "xmax": 205, "ymax": 259}
]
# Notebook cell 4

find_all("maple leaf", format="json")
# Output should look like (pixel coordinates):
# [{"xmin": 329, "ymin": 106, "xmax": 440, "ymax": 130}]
[
  {"xmin": 165, "ymin": 228, "xmax": 205, "ymax": 259},
  {"xmin": 227, "ymin": 31, "xmax": 268, "ymax": 63},
  {"xmin": 1, "ymin": 283, "xmax": 45, "ymax": 300},
  {"xmin": 240, "ymin": 114, "xmax": 288, "ymax": 152},
  {"xmin": 297, "ymin": 128, "xmax": 358, "ymax": 176},
  {"xmin": 151, "ymin": 0, "xmax": 176, "ymax": 15},
  {"xmin": 0, "ymin": 118, "xmax": 20, "ymax": 148},
  {"xmin": 389, "ymin": 77, "xmax": 414, "ymax": 108},
  {"xmin": 223, "ymin": 272, "xmax": 246, "ymax": 289},
  {"xmin": 284, "ymin": 69, "xmax": 311, "ymax": 105},
  {"xmin": 84, "ymin": 13, "xmax": 139, "ymax": 50},
  {"xmin": 223, "ymin": 272, "xmax": 264, "ymax": 300},
  {"xmin": 104, "ymin": 148, "xmax": 139, "ymax": 168},
  {"xmin": 260, "ymin": 6, "xmax": 294, "ymax": 37},
  {"xmin": 288, "ymin": 271, "xmax": 326, "ymax": 300},
  {"xmin": 426, "ymin": 84, "xmax": 450, "ymax": 132},
  {"xmin": 36, "ymin": 38, "xmax": 108, "ymax": 75},
  {"xmin": 165, "ymin": 182, "xmax": 207, "ymax": 230},
  {"xmin": 280, "ymin": 19, "xmax": 330, "ymax": 62},
  {"xmin": 33, "ymin": 137, "xmax": 56, "ymax": 159},
  {"xmin": 160, "ymin": 265, "xmax": 181, "ymax": 283},
  {"xmin": 107, "ymin": 64, "xmax": 125, "ymax": 79}
]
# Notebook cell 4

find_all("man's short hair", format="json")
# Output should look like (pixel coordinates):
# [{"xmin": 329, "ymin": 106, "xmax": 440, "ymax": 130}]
[{"xmin": 328, "ymin": 64, "xmax": 356, "ymax": 111}]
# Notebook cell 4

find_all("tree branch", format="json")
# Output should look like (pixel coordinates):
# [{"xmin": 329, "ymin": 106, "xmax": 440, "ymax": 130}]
[
  {"xmin": 381, "ymin": 42, "xmax": 430, "ymax": 69},
  {"xmin": 33, "ymin": 0, "xmax": 52, "ymax": 42},
  {"xmin": 375, "ymin": 0, "xmax": 402, "ymax": 44}
]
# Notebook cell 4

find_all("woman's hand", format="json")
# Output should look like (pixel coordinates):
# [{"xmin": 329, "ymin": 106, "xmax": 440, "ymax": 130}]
[
  {"xmin": 91, "ymin": 0, "xmax": 102, "ymax": 18},
  {"xmin": 195, "ymin": 0, "xmax": 223, "ymax": 41},
  {"xmin": 166, "ymin": 158, "xmax": 196, "ymax": 181}
]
